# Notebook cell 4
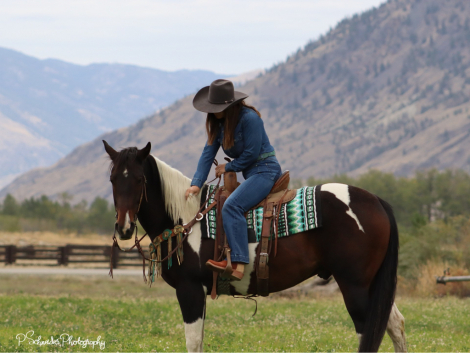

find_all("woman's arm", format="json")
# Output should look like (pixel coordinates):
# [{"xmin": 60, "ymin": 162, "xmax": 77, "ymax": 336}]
[
  {"xmin": 191, "ymin": 139, "xmax": 221, "ymax": 188},
  {"xmin": 225, "ymin": 112, "xmax": 263, "ymax": 172}
]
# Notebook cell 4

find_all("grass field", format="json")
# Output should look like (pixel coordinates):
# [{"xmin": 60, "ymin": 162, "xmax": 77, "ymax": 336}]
[{"xmin": 0, "ymin": 274, "xmax": 469, "ymax": 352}]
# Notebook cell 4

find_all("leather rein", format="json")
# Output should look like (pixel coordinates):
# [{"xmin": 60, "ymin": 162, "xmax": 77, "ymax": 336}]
[{"xmin": 109, "ymin": 171, "xmax": 221, "ymax": 283}]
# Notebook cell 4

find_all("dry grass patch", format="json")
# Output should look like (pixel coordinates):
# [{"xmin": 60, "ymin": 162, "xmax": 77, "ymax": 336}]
[{"xmin": 413, "ymin": 260, "xmax": 470, "ymax": 298}]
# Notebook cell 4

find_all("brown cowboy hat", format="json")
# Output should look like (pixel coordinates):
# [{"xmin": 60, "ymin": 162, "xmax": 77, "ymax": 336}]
[{"xmin": 193, "ymin": 79, "xmax": 249, "ymax": 113}]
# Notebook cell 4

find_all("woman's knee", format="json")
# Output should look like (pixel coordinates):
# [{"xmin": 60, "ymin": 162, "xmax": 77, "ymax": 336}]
[{"xmin": 222, "ymin": 198, "xmax": 243, "ymax": 217}]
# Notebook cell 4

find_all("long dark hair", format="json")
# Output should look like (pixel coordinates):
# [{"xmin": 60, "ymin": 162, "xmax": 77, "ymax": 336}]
[{"xmin": 206, "ymin": 100, "xmax": 261, "ymax": 149}]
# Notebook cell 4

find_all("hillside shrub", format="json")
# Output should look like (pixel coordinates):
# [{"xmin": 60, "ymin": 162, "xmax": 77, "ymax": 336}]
[{"xmin": 0, "ymin": 194, "xmax": 115, "ymax": 234}]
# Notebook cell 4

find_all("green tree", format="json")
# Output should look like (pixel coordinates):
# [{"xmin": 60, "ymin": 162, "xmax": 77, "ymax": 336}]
[
  {"xmin": 2, "ymin": 194, "xmax": 19, "ymax": 216},
  {"xmin": 435, "ymin": 170, "xmax": 470, "ymax": 219},
  {"xmin": 20, "ymin": 195, "xmax": 60, "ymax": 219},
  {"xmin": 87, "ymin": 197, "xmax": 115, "ymax": 233},
  {"xmin": 414, "ymin": 169, "xmax": 440, "ymax": 222}
]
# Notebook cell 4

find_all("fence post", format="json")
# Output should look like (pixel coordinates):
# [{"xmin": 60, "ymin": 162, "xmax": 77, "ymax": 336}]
[
  {"xmin": 58, "ymin": 246, "xmax": 69, "ymax": 266},
  {"xmin": 5, "ymin": 245, "xmax": 17, "ymax": 264}
]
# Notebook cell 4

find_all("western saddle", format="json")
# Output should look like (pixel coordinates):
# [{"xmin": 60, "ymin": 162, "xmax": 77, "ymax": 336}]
[{"xmin": 210, "ymin": 168, "xmax": 296, "ymax": 298}]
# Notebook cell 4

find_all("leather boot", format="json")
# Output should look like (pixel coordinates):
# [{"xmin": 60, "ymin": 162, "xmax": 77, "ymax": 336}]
[{"xmin": 205, "ymin": 259, "xmax": 244, "ymax": 280}]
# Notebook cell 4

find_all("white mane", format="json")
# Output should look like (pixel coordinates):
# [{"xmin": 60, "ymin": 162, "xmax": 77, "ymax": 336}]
[{"xmin": 151, "ymin": 155, "xmax": 201, "ymax": 224}]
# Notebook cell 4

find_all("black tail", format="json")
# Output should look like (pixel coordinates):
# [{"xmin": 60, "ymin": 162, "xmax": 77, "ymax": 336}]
[{"xmin": 359, "ymin": 198, "xmax": 399, "ymax": 352}]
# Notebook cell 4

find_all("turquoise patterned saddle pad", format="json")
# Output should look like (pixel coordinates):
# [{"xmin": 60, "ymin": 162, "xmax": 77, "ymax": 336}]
[{"xmin": 200, "ymin": 185, "xmax": 323, "ymax": 243}]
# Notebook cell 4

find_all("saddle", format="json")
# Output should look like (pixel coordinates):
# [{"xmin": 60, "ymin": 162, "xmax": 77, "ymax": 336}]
[{"xmin": 210, "ymin": 168, "xmax": 296, "ymax": 298}]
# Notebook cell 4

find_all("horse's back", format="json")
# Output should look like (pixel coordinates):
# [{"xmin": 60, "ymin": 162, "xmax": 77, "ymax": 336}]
[{"xmin": 320, "ymin": 183, "xmax": 389, "ymax": 232}]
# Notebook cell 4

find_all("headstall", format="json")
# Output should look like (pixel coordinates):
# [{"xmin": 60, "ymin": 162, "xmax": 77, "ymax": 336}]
[{"xmin": 109, "ymin": 171, "xmax": 221, "ymax": 286}]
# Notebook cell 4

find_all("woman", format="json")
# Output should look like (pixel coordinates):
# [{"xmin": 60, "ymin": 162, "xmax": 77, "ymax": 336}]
[{"xmin": 185, "ymin": 79, "xmax": 282, "ymax": 280}]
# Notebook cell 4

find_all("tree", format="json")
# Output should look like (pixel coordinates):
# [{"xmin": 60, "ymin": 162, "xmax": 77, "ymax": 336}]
[
  {"xmin": 415, "ymin": 169, "xmax": 440, "ymax": 222},
  {"xmin": 87, "ymin": 197, "xmax": 115, "ymax": 233},
  {"xmin": 2, "ymin": 194, "xmax": 19, "ymax": 216}
]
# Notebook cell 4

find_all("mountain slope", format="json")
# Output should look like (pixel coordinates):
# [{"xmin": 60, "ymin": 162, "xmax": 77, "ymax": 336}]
[
  {"xmin": 0, "ymin": 47, "xmax": 226, "ymax": 184},
  {"xmin": 3, "ymin": 0, "xmax": 470, "ymax": 203}
]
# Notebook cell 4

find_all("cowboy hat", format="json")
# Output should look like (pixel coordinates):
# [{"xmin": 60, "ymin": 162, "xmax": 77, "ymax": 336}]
[{"xmin": 193, "ymin": 79, "xmax": 249, "ymax": 113}]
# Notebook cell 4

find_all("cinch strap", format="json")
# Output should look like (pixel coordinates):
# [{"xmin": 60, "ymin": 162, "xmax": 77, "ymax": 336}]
[{"xmin": 257, "ymin": 151, "xmax": 276, "ymax": 161}]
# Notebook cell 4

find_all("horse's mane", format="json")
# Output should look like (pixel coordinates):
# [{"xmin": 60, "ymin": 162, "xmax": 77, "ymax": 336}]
[{"xmin": 150, "ymin": 155, "xmax": 201, "ymax": 224}]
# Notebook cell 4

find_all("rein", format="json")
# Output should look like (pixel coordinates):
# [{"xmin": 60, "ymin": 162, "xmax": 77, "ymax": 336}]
[
  {"xmin": 136, "ymin": 175, "xmax": 148, "ymax": 213},
  {"xmin": 109, "ymin": 172, "xmax": 222, "ymax": 283}
]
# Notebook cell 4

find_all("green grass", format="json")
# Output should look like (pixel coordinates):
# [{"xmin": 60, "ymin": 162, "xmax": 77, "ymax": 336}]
[{"xmin": 0, "ymin": 275, "xmax": 469, "ymax": 352}]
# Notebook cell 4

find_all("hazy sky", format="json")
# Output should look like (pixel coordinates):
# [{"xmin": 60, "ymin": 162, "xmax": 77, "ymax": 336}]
[{"xmin": 1, "ymin": 0, "xmax": 386, "ymax": 74}]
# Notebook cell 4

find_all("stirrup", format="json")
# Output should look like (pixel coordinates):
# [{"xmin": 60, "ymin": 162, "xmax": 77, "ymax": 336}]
[
  {"xmin": 222, "ymin": 250, "xmax": 244, "ymax": 281},
  {"xmin": 221, "ymin": 249, "xmax": 233, "ymax": 278},
  {"xmin": 205, "ymin": 251, "xmax": 244, "ymax": 281}
]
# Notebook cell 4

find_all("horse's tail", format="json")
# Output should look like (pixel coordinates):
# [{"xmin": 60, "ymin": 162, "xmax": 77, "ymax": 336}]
[{"xmin": 359, "ymin": 197, "xmax": 398, "ymax": 352}]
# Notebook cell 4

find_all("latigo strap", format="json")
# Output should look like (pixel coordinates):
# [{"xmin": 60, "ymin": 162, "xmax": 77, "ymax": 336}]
[{"xmin": 256, "ymin": 200, "xmax": 273, "ymax": 297}]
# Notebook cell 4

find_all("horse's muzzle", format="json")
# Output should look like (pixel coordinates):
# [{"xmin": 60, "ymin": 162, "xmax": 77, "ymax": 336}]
[{"xmin": 115, "ymin": 222, "xmax": 135, "ymax": 240}]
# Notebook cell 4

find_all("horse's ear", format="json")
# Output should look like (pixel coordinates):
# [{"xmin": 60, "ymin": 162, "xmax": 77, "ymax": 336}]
[
  {"xmin": 103, "ymin": 140, "xmax": 118, "ymax": 160},
  {"xmin": 137, "ymin": 142, "xmax": 151, "ymax": 161}
]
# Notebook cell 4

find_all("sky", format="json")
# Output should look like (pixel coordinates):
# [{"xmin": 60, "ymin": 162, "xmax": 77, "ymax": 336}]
[{"xmin": 0, "ymin": 0, "xmax": 387, "ymax": 75}]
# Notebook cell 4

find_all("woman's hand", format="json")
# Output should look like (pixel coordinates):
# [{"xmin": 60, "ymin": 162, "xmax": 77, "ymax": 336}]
[
  {"xmin": 215, "ymin": 164, "xmax": 226, "ymax": 178},
  {"xmin": 185, "ymin": 185, "xmax": 201, "ymax": 200}
]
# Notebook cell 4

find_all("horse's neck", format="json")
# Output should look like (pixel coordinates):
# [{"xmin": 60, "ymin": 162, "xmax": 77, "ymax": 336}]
[
  {"xmin": 152, "ymin": 155, "xmax": 201, "ymax": 224},
  {"xmin": 137, "ymin": 158, "xmax": 171, "ymax": 237},
  {"xmin": 142, "ymin": 156, "xmax": 201, "ymax": 234}
]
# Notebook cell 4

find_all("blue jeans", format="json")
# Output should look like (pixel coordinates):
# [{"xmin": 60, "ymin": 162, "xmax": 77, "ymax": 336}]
[{"xmin": 222, "ymin": 156, "xmax": 282, "ymax": 263}]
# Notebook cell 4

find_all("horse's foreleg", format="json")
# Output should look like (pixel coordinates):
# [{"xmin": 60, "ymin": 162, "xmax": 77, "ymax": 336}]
[
  {"xmin": 386, "ymin": 303, "xmax": 407, "ymax": 352},
  {"xmin": 176, "ymin": 281, "xmax": 207, "ymax": 352}
]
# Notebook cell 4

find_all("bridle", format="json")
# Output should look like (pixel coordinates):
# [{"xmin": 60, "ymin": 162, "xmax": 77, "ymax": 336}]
[
  {"xmin": 136, "ymin": 174, "xmax": 148, "ymax": 214},
  {"xmin": 109, "ymin": 166, "xmax": 221, "ymax": 283},
  {"xmin": 113, "ymin": 174, "xmax": 148, "ymax": 227}
]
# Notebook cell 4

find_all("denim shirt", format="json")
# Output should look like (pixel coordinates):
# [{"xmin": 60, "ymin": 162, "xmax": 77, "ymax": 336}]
[{"xmin": 191, "ymin": 107, "xmax": 277, "ymax": 188}]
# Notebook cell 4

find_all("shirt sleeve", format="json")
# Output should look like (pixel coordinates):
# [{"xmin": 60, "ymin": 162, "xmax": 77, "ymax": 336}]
[
  {"xmin": 191, "ymin": 139, "xmax": 220, "ymax": 188},
  {"xmin": 225, "ymin": 112, "xmax": 263, "ymax": 172}
]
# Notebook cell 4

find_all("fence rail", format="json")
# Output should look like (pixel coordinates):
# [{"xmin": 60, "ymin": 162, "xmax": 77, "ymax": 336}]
[
  {"xmin": 0, "ymin": 245, "xmax": 148, "ymax": 268},
  {"xmin": 435, "ymin": 268, "xmax": 470, "ymax": 284},
  {"xmin": 436, "ymin": 275, "xmax": 470, "ymax": 284}
]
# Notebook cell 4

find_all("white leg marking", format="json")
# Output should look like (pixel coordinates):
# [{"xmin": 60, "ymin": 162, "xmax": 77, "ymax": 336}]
[
  {"xmin": 321, "ymin": 183, "xmax": 365, "ymax": 232},
  {"xmin": 123, "ymin": 211, "xmax": 131, "ymax": 231},
  {"xmin": 184, "ymin": 285, "xmax": 206, "ymax": 352},
  {"xmin": 184, "ymin": 318, "xmax": 205, "ymax": 352},
  {"xmin": 231, "ymin": 243, "xmax": 257, "ymax": 295},
  {"xmin": 357, "ymin": 333, "xmax": 362, "ymax": 347},
  {"xmin": 387, "ymin": 303, "xmax": 407, "ymax": 352},
  {"xmin": 123, "ymin": 168, "xmax": 128, "ymax": 177}
]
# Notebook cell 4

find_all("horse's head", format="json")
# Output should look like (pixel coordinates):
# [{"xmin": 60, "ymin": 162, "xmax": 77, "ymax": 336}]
[{"xmin": 103, "ymin": 140, "xmax": 151, "ymax": 240}]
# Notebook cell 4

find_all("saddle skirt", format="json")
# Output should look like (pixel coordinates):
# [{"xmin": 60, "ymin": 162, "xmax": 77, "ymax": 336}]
[{"xmin": 200, "ymin": 184, "xmax": 323, "ymax": 242}]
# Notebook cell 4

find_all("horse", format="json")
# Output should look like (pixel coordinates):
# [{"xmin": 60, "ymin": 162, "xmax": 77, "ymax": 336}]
[{"xmin": 103, "ymin": 140, "xmax": 407, "ymax": 352}]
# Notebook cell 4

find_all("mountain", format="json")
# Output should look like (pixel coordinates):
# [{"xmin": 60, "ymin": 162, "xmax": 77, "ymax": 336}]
[
  {"xmin": 227, "ymin": 69, "xmax": 265, "ymax": 86},
  {"xmin": 3, "ymin": 0, "xmax": 470, "ymax": 204},
  {"xmin": 0, "ymin": 47, "xmax": 227, "ymax": 186}
]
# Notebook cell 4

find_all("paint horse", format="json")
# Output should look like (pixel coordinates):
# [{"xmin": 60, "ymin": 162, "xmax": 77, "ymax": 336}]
[{"xmin": 103, "ymin": 141, "xmax": 407, "ymax": 353}]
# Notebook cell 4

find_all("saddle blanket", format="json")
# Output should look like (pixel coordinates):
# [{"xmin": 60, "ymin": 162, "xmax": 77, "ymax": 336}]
[{"xmin": 200, "ymin": 185, "xmax": 323, "ymax": 243}]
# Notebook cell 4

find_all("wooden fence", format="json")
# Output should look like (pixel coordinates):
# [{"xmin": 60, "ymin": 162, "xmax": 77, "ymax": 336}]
[{"xmin": 0, "ymin": 245, "xmax": 148, "ymax": 268}]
